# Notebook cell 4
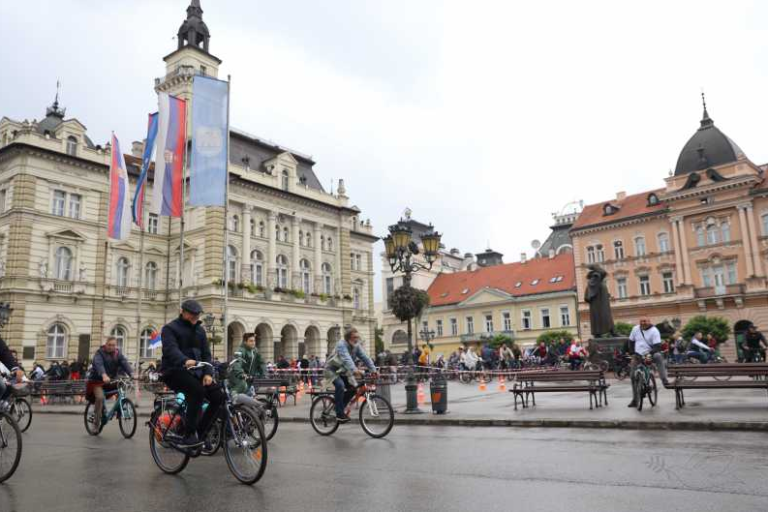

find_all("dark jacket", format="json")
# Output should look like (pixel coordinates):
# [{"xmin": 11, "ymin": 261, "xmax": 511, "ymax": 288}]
[
  {"xmin": 228, "ymin": 343, "xmax": 265, "ymax": 394},
  {"xmin": 161, "ymin": 316, "xmax": 213, "ymax": 376},
  {"xmin": 0, "ymin": 337, "xmax": 19, "ymax": 372},
  {"xmin": 88, "ymin": 346, "xmax": 133, "ymax": 382}
]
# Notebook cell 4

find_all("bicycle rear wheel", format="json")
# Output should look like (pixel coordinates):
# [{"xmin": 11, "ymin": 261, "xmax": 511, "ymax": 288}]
[
  {"xmin": 11, "ymin": 398, "xmax": 32, "ymax": 433},
  {"xmin": 202, "ymin": 418, "xmax": 223, "ymax": 456},
  {"xmin": 0, "ymin": 412, "xmax": 22, "ymax": 483},
  {"xmin": 83, "ymin": 402, "xmax": 103, "ymax": 436},
  {"xmin": 118, "ymin": 399, "xmax": 137, "ymax": 439},
  {"xmin": 459, "ymin": 372, "xmax": 473, "ymax": 384},
  {"xmin": 646, "ymin": 374, "xmax": 658, "ymax": 406},
  {"xmin": 309, "ymin": 395, "xmax": 339, "ymax": 436},
  {"xmin": 224, "ymin": 406, "xmax": 268, "ymax": 485},
  {"xmin": 615, "ymin": 366, "xmax": 629, "ymax": 381},
  {"xmin": 359, "ymin": 394, "xmax": 394, "ymax": 439},
  {"xmin": 258, "ymin": 399, "xmax": 279, "ymax": 441},
  {"xmin": 633, "ymin": 371, "xmax": 644, "ymax": 411},
  {"xmin": 148, "ymin": 410, "xmax": 189, "ymax": 474}
]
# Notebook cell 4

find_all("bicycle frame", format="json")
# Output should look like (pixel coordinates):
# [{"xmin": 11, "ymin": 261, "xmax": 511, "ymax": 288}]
[{"xmin": 103, "ymin": 382, "xmax": 130, "ymax": 423}]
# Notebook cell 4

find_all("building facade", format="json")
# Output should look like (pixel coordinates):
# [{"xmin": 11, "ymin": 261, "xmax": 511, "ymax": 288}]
[
  {"xmin": 570, "ymin": 102, "xmax": 768, "ymax": 360},
  {"xmin": 0, "ymin": 1, "xmax": 377, "ymax": 367}
]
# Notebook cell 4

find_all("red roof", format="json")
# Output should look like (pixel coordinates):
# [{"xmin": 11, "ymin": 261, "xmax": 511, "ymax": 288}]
[
  {"xmin": 572, "ymin": 189, "xmax": 667, "ymax": 231},
  {"xmin": 427, "ymin": 253, "xmax": 576, "ymax": 307}
]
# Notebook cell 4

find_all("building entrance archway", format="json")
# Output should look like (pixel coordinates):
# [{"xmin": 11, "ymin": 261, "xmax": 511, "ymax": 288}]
[{"xmin": 227, "ymin": 321, "xmax": 246, "ymax": 359}]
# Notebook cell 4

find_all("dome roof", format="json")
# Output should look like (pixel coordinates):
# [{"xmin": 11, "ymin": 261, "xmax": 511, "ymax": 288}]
[{"xmin": 674, "ymin": 104, "xmax": 745, "ymax": 176}]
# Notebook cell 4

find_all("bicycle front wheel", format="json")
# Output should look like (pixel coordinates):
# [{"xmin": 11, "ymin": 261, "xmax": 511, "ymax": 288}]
[
  {"xmin": 0, "ymin": 412, "xmax": 22, "ymax": 483},
  {"xmin": 11, "ymin": 398, "xmax": 32, "ymax": 433},
  {"xmin": 224, "ymin": 406, "xmax": 268, "ymax": 485},
  {"xmin": 148, "ymin": 410, "xmax": 189, "ymax": 474},
  {"xmin": 259, "ymin": 400, "xmax": 279, "ymax": 441},
  {"xmin": 359, "ymin": 394, "xmax": 394, "ymax": 439},
  {"xmin": 633, "ymin": 371, "xmax": 644, "ymax": 412},
  {"xmin": 310, "ymin": 396, "xmax": 339, "ymax": 436},
  {"xmin": 647, "ymin": 374, "xmax": 658, "ymax": 406},
  {"xmin": 83, "ymin": 402, "xmax": 103, "ymax": 436},
  {"xmin": 118, "ymin": 399, "xmax": 137, "ymax": 439}
]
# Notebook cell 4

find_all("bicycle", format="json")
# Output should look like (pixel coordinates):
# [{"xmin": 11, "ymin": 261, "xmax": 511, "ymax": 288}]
[
  {"xmin": 5, "ymin": 383, "xmax": 32, "ymax": 433},
  {"xmin": 147, "ymin": 362, "xmax": 268, "ymax": 485},
  {"xmin": 83, "ymin": 378, "xmax": 137, "ymax": 439},
  {"xmin": 0, "ymin": 390, "xmax": 22, "ymax": 483},
  {"xmin": 631, "ymin": 354, "xmax": 658, "ymax": 411},
  {"xmin": 309, "ymin": 375, "xmax": 394, "ymax": 438},
  {"xmin": 246, "ymin": 380, "xmax": 279, "ymax": 441}
]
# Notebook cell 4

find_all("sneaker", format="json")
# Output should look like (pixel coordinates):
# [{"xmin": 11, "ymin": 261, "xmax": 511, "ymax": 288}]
[
  {"xmin": 336, "ymin": 414, "xmax": 351, "ymax": 423},
  {"xmin": 177, "ymin": 432, "xmax": 202, "ymax": 447},
  {"xmin": 662, "ymin": 380, "xmax": 670, "ymax": 387},
  {"xmin": 627, "ymin": 401, "xmax": 637, "ymax": 408}
]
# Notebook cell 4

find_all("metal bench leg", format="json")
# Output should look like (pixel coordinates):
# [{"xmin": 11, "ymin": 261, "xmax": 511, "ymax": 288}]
[{"xmin": 589, "ymin": 391, "xmax": 594, "ymax": 410}]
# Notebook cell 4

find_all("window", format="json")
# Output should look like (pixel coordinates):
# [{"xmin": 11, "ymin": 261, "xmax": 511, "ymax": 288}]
[
  {"xmin": 54, "ymin": 247, "xmax": 72, "ymax": 280},
  {"xmin": 595, "ymin": 244, "xmax": 605, "ymax": 262},
  {"xmin": 251, "ymin": 250, "xmax": 264, "ymax": 286},
  {"xmin": 586, "ymin": 246, "xmax": 596, "ymax": 264},
  {"xmin": 250, "ymin": 218, "xmax": 256, "ymax": 237},
  {"xmin": 696, "ymin": 225, "xmax": 705, "ymax": 247},
  {"xmin": 503, "ymin": 312, "xmax": 512, "ymax": 331},
  {"xmin": 52, "ymin": 190, "xmax": 66, "ymax": 216},
  {"xmin": 200, "ymin": 65, "xmax": 207, "ymax": 76},
  {"xmin": 322, "ymin": 263, "xmax": 333, "ymax": 294},
  {"xmin": 299, "ymin": 230, "xmax": 304, "ymax": 246},
  {"xmin": 385, "ymin": 277, "xmax": 394, "ymax": 301},
  {"xmin": 436, "ymin": 320, "xmax": 444, "ymax": 337},
  {"xmin": 450, "ymin": 318, "xmax": 458, "ymax": 336},
  {"xmin": 148, "ymin": 214, "xmax": 159, "ymax": 235},
  {"xmin": 350, "ymin": 253, "xmax": 355, "ymax": 270},
  {"xmin": 353, "ymin": 288, "xmax": 361, "ymax": 309},
  {"xmin": 300, "ymin": 259, "xmax": 311, "ymax": 293},
  {"xmin": 68, "ymin": 194, "xmax": 81, "ymax": 219},
  {"xmin": 356, "ymin": 254, "xmax": 363, "ymax": 271},
  {"xmin": 226, "ymin": 246, "xmax": 238, "ymax": 282},
  {"xmin": 259, "ymin": 221, "xmax": 265, "ymax": 238},
  {"xmin": 726, "ymin": 261, "xmax": 737, "ymax": 284},
  {"xmin": 327, "ymin": 237, "xmax": 333, "ymax": 251},
  {"xmin": 276, "ymin": 255, "xmax": 288, "ymax": 288},
  {"xmin": 560, "ymin": 306, "xmax": 570, "ymax": 326},
  {"xmin": 140, "ymin": 328, "xmax": 155, "ymax": 359},
  {"xmin": 0, "ymin": 189, "xmax": 6, "ymax": 212},
  {"xmin": 66, "ymin": 136, "xmax": 77, "ymax": 156},
  {"xmin": 657, "ymin": 233, "xmax": 669, "ymax": 253},
  {"xmin": 485, "ymin": 314, "xmax": 494, "ymax": 333},
  {"xmin": 639, "ymin": 275, "xmax": 651, "ymax": 296},
  {"xmin": 613, "ymin": 240, "xmax": 624, "ymax": 260},
  {"xmin": 46, "ymin": 323, "xmax": 66, "ymax": 359},
  {"xmin": 306, "ymin": 232, "xmax": 312, "ymax": 248},
  {"xmin": 541, "ymin": 308, "xmax": 551, "ymax": 328},
  {"xmin": 634, "ymin": 237, "xmax": 646, "ymax": 257},
  {"xmin": 145, "ymin": 261, "xmax": 158, "ymax": 290},
  {"xmin": 230, "ymin": 215, "xmax": 240, "ymax": 233},
  {"xmin": 617, "ymin": 277, "xmax": 628, "ymax": 299},
  {"xmin": 275, "ymin": 224, "xmax": 281, "ymax": 242},
  {"xmin": 721, "ymin": 221, "xmax": 731, "ymax": 243},
  {"xmin": 320, "ymin": 236, "xmax": 325, "ymax": 251},
  {"xmin": 110, "ymin": 326, "xmax": 127, "ymax": 353},
  {"xmin": 116, "ymin": 257, "xmax": 130, "ymax": 287},
  {"xmin": 283, "ymin": 227, "xmax": 289, "ymax": 243},
  {"xmin": 521, "ymin": 310, "xmax": 532, "ymax": 330},
  {"xmin": 282, "ymin": 169, "xmax": 289, "ymax": 190},
  {"xmin": 465, "ymin": 317, "xmax": 474, "ymax": 334},
  {"xmin": 706, "ymin": 224, "xmax": 718, "ymax": 245},
  {"xmin": 662, "ymin": 271, "xmax": 674, "ymax": 293},
  {"xmin": 422, "ymin": 320, "xmax": 429, "ymax": 333}
]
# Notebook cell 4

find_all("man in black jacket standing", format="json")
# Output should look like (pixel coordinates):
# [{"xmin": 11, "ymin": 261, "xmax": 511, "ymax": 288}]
[
  {"xmin": 162, "ymin": 299, "xmax": 225, "ymax": 447},
  {"xmin": 0, "ymin": 303, "xmax": 24, "ymax": 402}
]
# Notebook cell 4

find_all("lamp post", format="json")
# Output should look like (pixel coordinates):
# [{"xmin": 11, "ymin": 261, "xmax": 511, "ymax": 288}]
[
  {"xmin": 384, "ymin": 219, "xmax": 442, "ymax": 414},
  {"xmin": 202, "ymin": 312, "xmax": 226, "ymax": 344}
]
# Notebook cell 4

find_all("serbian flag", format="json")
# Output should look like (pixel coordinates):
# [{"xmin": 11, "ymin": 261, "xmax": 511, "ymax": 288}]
[
  {"xmin": 150, "ymin": 93, "xmax": 187, "ymax": 217},
  {"xmin": 107, "ymin": 133, "xmax": 132, "ymax": 240},
  {"xmin": 149, "ymin": 330, "xmax": 162, "ymax": 350},
  {"xmin": 132, "ymin": 113, "xmax": 159, "ymax": 228}
]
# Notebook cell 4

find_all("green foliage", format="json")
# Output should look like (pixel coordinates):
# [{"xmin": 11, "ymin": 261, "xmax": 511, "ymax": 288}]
[
  {"xmin": 613, "ymin": 322, "xmax": 633, "ymax": 337},
  {"xmin": 319, "ymin": 293, "xmax": 329, "ymax": 301},
  {"xmin": 536, "ymin": 330, "xmax": 575, "ymax": 347},
  {"xmin": 681, "ymin": 315, "xmax": 730, "ymax": 343},
  {"xmin": 210, "ymin": 334, "xmax": 223, "ymax": 345},
  {"xmin": 388, "ymin": 285, "xmax": 430, "ymax": 322},
  {"xmin": 488, "ymin": 333, "xmax": 513, "ymax": 349},
  {"xmin": 290, "ymin": 289, "xmax": 306, "ymax": 299},
  {"xmin": 375, "ymin": 328, "xmax": 384, "ymax": 354}
]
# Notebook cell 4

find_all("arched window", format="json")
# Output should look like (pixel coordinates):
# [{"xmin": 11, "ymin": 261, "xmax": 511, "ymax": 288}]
[
  {"xmin": 283, "ymin": 227, "xmax": 289, "ymax": 243},
  {"xmin": 613, "ymin": 240, "xmax": 624, "ymax": 260},
  {"xmin": 140, "ymin": 327, "xmax": 155, "ymax": 359},
  {"xmin": 300, "ymin": 259, "xmax": 311, "ymax": 293},
  {"xmin": 54, "ymin": 247, "xmax": 72, "ymax": 280},
  {"xmin": 46, "ymin": 323, "xmax": 66, "ymax": 359},
  {"xmin": 275, "ymin": 224, "xmax": 281, "ymax": 242},
  {"xmin": 66, "ymin": 136, "xmax": 77, "ymax": 156},
  {"xmin": 251, "ymin": 250, "xmax": 263, "ymax": 286},
  {"xmin": 259, "ymin": 220, "xmax": 265, "ymax": 238},
  {"xmin": 276, "ymin": 255, "xmax": 288, "ymax": 288},
  {"xmin": 353, "ymin": 287, "xmax": 361, "ymax": 309},
  {"xmin": 282, "ymin": 169, "xmax": 289, "ymax": 191},
  {"xmin": 226, "ymin": 245, "xmax": 238, "ymax": 281},
  {"xmin": 306, "ymin": 232, "xmax": 312, "ymax": 248},
  {"xmin": 116, "ymin": 257, "xmax": 130, "ymax": 288},
  {"xmin": 230, "ymin": 215, "xmax": 240, "ymax": 233},
  {"xmin": 110, "ymin": 326, "xmax": 127, "ymax": 353},
  {"xmin": 586, "ymin": 246, "xmax": 596, "ymax": 264},
  {"xmin": 145, "ymin": 261, "xmax": 158, "ymax": 290},
  {"xmin": 634, "ymin": 236, "xmax": 646, "ymax": 257},
  {"xmin": 250, "ymin": 218, "xmax": 256, "ymax": 237},
  {"xmin": 322, "ymin": 263, "xmax": 333, "ymax": 294},
  {"xmin": 657, "ymin": 232, "xmax": 670, "ymax": 253},
  {"xmin": 299, "ymin": 230, "xmax": 304, "ymax": 247},
  {"xmin": 595, "ymin": 244, "xmax": 604, "ymax": 263}
]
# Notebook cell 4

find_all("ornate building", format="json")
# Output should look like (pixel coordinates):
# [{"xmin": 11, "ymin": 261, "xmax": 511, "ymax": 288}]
[
  {"xmin": 571, "ymin": 99, "xmax": 768, "ymax": 360},
  {"xmin": 0, "ymin": 0, "xmax": 377, "ymax": 366}
]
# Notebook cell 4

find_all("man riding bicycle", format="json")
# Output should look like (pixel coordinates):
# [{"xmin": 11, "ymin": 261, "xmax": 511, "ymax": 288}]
[
  {"xmin": 627, "ymin": 316, "xmax": 669, "ymax": 407},
  {"xmin": 86, "ymin": 336, "xmax": 133, "ymax": 428},
  {"xmin": 686, "ymin": 331, "xmax": 713, "ymax": 364},
  {"xmin": 161, "ymin": 299, "xmax": 225, "ymax": 447},
  {"xmin": 228, "ymin": 332, "xmax": 265, "ymax": 395},
  {"xmin": 323, "ymin": 327, "xmax": 376, "ymax": 423},
  {"xmin": 742, "ymin": 325, "xmax": 767, "ymax": 362},
  {"xmin": 0, "ymin": 305, "xmax": 24, "ymax": 404}
]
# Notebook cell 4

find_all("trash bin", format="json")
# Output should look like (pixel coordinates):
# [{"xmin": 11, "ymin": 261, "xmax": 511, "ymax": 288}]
[
  {"xmin": 430, "ymin": 376, "xmax": 448, "ymax": 414},
  {"xmin": 377, "ymin": 381, "xmax": 392, "ymax": 404}
]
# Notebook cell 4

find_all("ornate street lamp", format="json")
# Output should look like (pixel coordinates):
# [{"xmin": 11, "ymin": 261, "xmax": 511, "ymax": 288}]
[{"xmin": 202, "ymin": 312, "xmax": 226, "ymax": 343}]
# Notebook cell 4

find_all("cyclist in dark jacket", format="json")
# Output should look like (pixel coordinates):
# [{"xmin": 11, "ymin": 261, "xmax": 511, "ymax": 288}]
[
  {"xmin": 86, "ymin": 337, "xmax": 133, "ymax": 428},
  {"xmin": 161, "ymin": 299, "xmax": 225, "ymax": 447},
  {"xmin": 0, "ymin": 303, "xmax": 24, "ymax": 401}
]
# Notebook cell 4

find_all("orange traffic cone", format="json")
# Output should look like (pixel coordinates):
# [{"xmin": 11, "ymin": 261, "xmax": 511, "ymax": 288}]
[
  {"xmin": 417, "ymin": 383, "xmax": 426, "ymax": 404},
  {"xmin": 298, "ymin": 380, "xmax": 304, "ymax": 391},
  {"xmin": 479, "ymin": 376, "xmax": 487, "ymax": 392},
  {"xmin": 497, "ymin": 375, "xmax": 506, "ymax": 392},
  {"xmin": 279, "ymin": 386, "xmax": 287, "ymax": 405}
]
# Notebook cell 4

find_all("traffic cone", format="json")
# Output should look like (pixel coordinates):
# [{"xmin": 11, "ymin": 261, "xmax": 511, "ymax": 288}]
[
  {"xmin": 279, "ymin": 386, "xmax": 287, "ymax": 405},
  {"xmin": 479, "ymin": 376, "xmax": 487, "ymax": 392},
  {"xmin": 417, "ymin": 383, "xmax": 426, "ymax": 404},
  {"xmin": 497, "ymin": 375, "xmax": 506, "ymax": 392},
  {"xmin": 298, "ymin": 380, "xmax": 304, "ymax": 391}
]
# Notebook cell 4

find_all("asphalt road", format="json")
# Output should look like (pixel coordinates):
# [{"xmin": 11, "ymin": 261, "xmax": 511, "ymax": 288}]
[{"xmin": 1, "ymin": 415, "xmax": 767, "ymax": 512}]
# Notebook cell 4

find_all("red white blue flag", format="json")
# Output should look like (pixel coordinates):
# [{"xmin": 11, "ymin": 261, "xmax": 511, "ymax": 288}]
[
  {"xmin": 132, "ymin": 112, "xmax": 159, "ymax": 228},
  {"xmin": 107, "ymin": 133, "xmax": 132, "ymax": 240},
  {"xmin": 151, "ymin": 93, "xmax": 187, "ymax": 217}
]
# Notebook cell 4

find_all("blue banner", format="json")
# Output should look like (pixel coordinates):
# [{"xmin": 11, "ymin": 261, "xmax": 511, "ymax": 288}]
[{"xmin": 190, "ymin": 75, "xmax": 229, "ymax": 207}]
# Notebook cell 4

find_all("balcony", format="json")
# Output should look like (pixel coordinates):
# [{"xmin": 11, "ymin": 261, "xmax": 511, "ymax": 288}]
[
  {"xmin": 694, "ymin": 284, "xmax": 744, "ymax": 298},
  {"xmin": 53, "ymin": 281, "xmax": 72, "ymax": 293},
  {"xmin": 143, "ymin": 290, "xmax": 158, "ymax": 301},
  {"xmin": 460, "ymin": 330, "xmax": 515, "ymax": 343}
]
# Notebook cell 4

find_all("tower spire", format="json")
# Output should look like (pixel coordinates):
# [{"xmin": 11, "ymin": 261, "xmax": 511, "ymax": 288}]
[
  {"xmin": 46, "ymin": 80, "xmax": 65, "ymax": 119},
  {"xmin": 178, "ymin": 0, "xmax": 210, "ymax": 52},
  {"xmin": 699, "ymin": 90, "xmax": 713, "ymax": 128}
]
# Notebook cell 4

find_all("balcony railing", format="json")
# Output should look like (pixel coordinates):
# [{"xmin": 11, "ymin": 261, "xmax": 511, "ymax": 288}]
[
  {"xmin": 694, "ymin": 284, "xmax": 745, "ymax": 298},
  {"xmin": 143, "ymin": 289, "xmax": 158, "ymax": 301},
  {"xmin": 460, "ymin": 330, "xmax": 515, "ymax": 343},
  {"xmin": 53, "ymin": 281, "xmax": 72, "ymax": 293}
]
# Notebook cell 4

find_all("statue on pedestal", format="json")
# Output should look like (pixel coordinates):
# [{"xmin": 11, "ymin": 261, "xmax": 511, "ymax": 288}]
[{"xmin": 584, "ymin": 264, "xmax": 615, "ymax": 337}]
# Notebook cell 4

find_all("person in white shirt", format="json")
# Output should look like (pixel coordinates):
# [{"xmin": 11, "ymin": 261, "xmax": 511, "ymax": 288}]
[
  {"xmin": 627, "ymin": 316, "xmax": 669, "ymax": 407},
  {"xmin": 464, "ymin": 347, "xmax": 480, "ymax": 371},
  {"xmin": 685, "ymin": 331, "xmax": 712, "ymax": 364}
]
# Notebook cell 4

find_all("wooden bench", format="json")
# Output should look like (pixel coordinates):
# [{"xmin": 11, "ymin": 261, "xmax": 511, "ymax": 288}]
[
  {"xmin": 509, "ymin": 370, "xmax": 609, "ymax": 410},
  {"xmin": 664, "ymin": 363, "xmax": 768, "ymax": 410},
  {"xmin": 30, "ymin": 379, "xmax": 87, "ymax": 404},
  {"xmin": 250, "ymin": 378, "xmax": 298, "ymax": 406}
]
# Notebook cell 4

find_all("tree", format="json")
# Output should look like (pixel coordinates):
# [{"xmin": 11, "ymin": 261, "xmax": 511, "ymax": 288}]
[
  {"xmin": 536, "ymin": 330, "xmax": 575, "ymax": 347},
  {"xmin": 487, "ymin": 333, "xmax": 513, "ymax": 349},
  {"xmin": 681, "ymin": 315, "xmax": 730, "ymax": 343},
  {"xmin": 613, "ymin": 322, "xmax": 633, "ymax": 337},
  {"xmin": 374, "ymin": 327, "xmax": 384, "ymax": 355}
]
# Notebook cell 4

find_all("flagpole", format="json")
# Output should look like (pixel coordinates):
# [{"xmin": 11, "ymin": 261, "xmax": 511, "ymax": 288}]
[
  {"xmin": 179, "ymin": 102, "xmax": 189, "ymax": 310},
  {"xmin": 135, "ymin": 189, "xmax": 146, "ymax": 374},
  {"xmin": 223, "ymin": 74, "xmax": 231, "ymax": 359}
]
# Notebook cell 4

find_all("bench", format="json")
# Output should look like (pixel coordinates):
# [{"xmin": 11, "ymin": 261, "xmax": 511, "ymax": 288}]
[
  {"xmin": 664, "ymin": 363, "xmax": 768, "ymax": 409},
  {"xmin": 30, "ymin": 379, "xmax": 87, "ymax": 404},
  {"xmin": 250, "ymin": 378, "xmax": 299, "ymax": 406},
  {"xmin": 509, "ymin": 370, "xmax": 609, "ymax": 410}
]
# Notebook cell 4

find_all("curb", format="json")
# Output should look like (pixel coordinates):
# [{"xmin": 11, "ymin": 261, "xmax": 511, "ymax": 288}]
[{"xmin": 31, "ymin": 408, "xmax": 768, "ymax": 432}]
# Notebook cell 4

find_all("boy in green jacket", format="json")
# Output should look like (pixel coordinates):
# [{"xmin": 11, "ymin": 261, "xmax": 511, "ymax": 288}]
[{"xmin": 228, "ymin": 332, "xmax": 265, "ymax": 394}]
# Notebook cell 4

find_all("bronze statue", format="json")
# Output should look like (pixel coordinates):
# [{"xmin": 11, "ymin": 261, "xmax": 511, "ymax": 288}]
[{"xmin": 584, "ymin": 264, "xmax": 615, "ymax": 337}]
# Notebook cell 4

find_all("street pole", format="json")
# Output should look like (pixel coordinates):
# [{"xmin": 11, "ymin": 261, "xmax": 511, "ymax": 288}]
[{"xmin": 402, "ymin": 266, "xmax": 422, "ymax": 414}]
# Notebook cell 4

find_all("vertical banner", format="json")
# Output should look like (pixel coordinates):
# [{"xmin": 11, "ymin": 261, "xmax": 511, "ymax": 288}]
[
  {"xmin": 150, "ymin": 93, "xmax": 187, "ymax": 217},
  {"xmin": 189, "ymin": 75, "xmax": 228, "ymax": 207},
  {"xmin": 107, "ymin": 133, "xmax": 132, "ymax": 240},
  {"xmin": 132, "ymin": 112, "xmax": 159, "ymax": 227}
]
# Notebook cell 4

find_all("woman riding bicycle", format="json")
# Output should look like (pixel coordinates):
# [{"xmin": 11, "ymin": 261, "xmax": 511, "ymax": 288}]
[{"xmin": 323, "ymin": 327, "xmax": 376, "ymax": 423}]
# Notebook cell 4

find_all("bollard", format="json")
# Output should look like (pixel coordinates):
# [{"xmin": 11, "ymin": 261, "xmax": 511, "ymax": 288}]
[{"xmin": 430, "ymin": 373, "xmax": 448, "ymax": 414}]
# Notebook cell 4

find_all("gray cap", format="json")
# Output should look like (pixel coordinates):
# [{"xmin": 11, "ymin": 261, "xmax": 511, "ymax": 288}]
[{"xmin": 181, "ymin": 299, "xmax": 204, "ymax": 315}]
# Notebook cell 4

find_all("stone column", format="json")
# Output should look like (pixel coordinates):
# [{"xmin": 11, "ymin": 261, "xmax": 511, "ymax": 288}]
[
  {"xmin": 313, "ymin": 223, "xmax": 323, "ymax": 293},
  {"xmin": 678, "ymin": 218, "xmax": 693, "ymax": 284},
  {"xmin": 745, "ymin": 204, "xmax": 764, "ymax": 277},
  {"xmin": 241, "ymin": 206, "xmax": 252, "ymax": 282},
  {"xmin": 738, "ymin": 206, "xmax": 755, "ymax": 278},
  {"xmin": 671, "ymin": 218, "xmax": 684, "ymax": 285},
  {"xmin": 267, "ymin": 211, "xmax": 277, "ymax": 288},
  {"xmin": 334, "ymin": 228, "xmax": 342, "ymax": 295},
  {"xmin": 292, "ymin": 217, "xmax": 301, "ymax": 290}
]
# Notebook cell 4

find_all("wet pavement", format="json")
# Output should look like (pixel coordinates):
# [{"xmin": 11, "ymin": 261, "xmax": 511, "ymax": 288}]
[{"xmin": 1, "ymin": 414, "xmax": 767, "ymax": 512}]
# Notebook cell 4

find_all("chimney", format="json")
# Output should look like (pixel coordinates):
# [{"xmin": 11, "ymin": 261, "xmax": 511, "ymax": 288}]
[
  {"xmin": 616, "ymin": 191, "xmax": 627, "ymax": 201},
  {"xmin": 131, "ymin": 140, "xmax": 144, "ymax": 158},
  {"xmin": 520, "ymin": 252, "xmax": 527, "ymax": 263}
]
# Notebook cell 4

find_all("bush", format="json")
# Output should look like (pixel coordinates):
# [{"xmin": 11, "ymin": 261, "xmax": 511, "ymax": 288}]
[
  {"xmin": 681, "ymin": 315, "xmax": 730, "ymax": 343},
  {"xmin": 536, "ymin": 330, "xmax": 575, "ymax": 347},
  {"xmin": 488, "ymin": 333, "xmax": 513, "ymax": 349},
  {"xmin": 290, "ymin": 289, "xmax": 306, "ymax": 299},
  {"xmin": 613, "ymin": 322, "xmax": 633, "ymax": 337},
  {"xmin": 388, "ymin": 285, "xmax": 430, "ymax": 323}
]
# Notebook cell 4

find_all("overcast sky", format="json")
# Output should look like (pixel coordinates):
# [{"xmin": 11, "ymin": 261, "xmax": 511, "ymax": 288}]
[{"xmin": 3, "ymin": 0, "xmax": 768, "ymax": 301}]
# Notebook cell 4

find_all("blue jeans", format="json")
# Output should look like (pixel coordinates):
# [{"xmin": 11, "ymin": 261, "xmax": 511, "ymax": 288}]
[
  {"xmin": 333, "ymin": 375, "xmax": 356, "ymax": 417},
  {"xmin": 685, "ymin": 350, "xmax": 709, "ymax": 363}
]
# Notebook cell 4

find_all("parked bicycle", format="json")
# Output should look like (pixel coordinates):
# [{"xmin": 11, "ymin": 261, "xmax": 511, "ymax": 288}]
[
  {"xmin": 309, "ymin": 376, "xmax": 394, "ymax": 438},
  {"xmin": 0, "ymin": 388, "xmax": 22, "ymax": 483},
  {"xmin": 84, "ymin": 378, "xmax": 137, "ymax": 438},
  {"xmin": 631, "ymin": 354, "xmax": 658, "ymax": 411}
]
